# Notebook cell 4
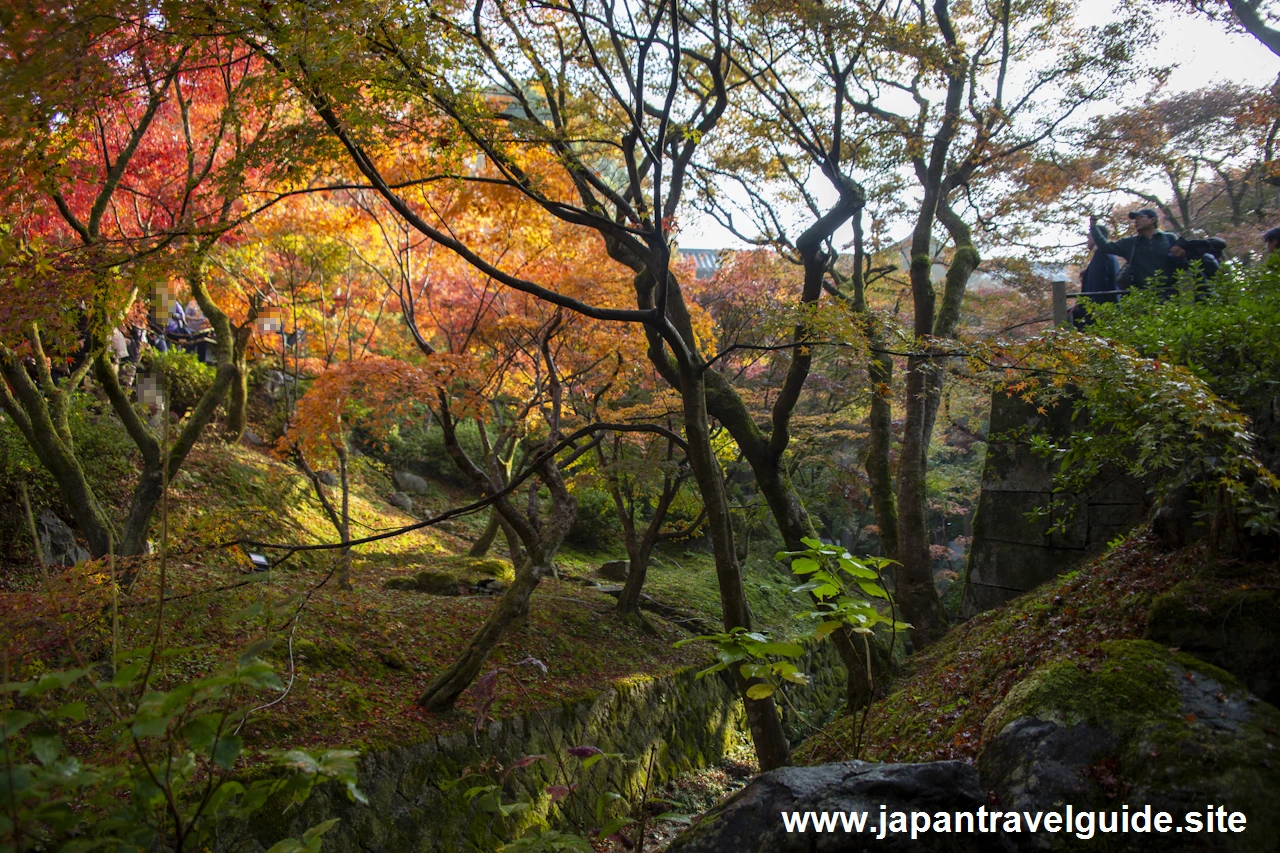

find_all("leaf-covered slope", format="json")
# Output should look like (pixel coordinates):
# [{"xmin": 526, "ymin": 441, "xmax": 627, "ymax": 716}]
[{"xmin": 796, "ymin": 531, "xmax": 1245, "ymax": 766}]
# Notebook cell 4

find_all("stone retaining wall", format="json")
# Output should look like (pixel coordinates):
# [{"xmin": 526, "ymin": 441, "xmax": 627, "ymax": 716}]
[
  {"xmin": 242, "ymin": 642, "xmax": 845, "ymax": 852},
  {"xmin": 960, "ymin": 393, "xmax": 1147, "ymax": 619}
]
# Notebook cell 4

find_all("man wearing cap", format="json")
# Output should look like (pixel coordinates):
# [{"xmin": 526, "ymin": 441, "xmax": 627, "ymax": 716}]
[{"xmin": 1089, "ymin": 208, "xmax": 1179, "ymax": 293}]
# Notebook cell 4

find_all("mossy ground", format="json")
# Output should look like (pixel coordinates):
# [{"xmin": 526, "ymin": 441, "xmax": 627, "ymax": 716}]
[
  {"xmin": 795, "ymin": 531, "xmax": 1271, "ymax": 766},
  {"xmin": 0, "ymin": 435, "xmax": 810, "ymax": 762}
]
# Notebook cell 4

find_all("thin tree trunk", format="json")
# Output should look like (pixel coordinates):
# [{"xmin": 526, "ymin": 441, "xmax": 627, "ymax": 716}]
[
  {"xmin": 338, "ymin": 443, "xmax": 352, "ymax": 591},
  {"xmin": 467, "ymin": 509, "xmax": 501, "ymax": 557},
  {"xmin": 866, "ymin": 347, "xmax": 899, "ymax": 563},
  {"xmin": 224, "ymin": 345, "xmax": 249, "ymax": 442},
  {"xmin": 417, "ymin": 553, "xmax": 544, "ymax": 711}
]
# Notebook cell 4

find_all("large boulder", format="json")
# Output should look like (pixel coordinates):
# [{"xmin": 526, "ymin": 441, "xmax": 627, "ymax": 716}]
[
  {"xmin": 392, "ymin": 470, "xmax": 432, "ymax": 495},
  {"xmin": 665, "ymin": 761, "xmax": 1015, "ymax": 852},
  {"xmin": 598, "ymin": 559, "xmax": 629, "ymax": 582},
  {"xmin": 37, "ymin": 510, "xmax": 90, "ymax": 567},
  {"xmin": 979, "ymin": 639, "xmax": 1280, "ymax": 851}
]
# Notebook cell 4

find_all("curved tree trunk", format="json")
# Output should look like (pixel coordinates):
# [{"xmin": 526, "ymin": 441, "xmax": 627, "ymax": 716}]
[
  {"xmin": 0, "ymin": 366, "xmax": 114, "ymax": 560},
  {"xmin": 416, "ymin": 553, "xmax": 544, "ymax": 711}
]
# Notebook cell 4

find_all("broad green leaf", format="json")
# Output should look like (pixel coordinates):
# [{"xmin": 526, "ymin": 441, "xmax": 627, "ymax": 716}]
[
  {"xmin": 302, "ymin": 818, "xmax": 340, "ymax": 842},
  {"xmin": 598, "ymin": 816, "xmax": 633, "ymax": 838},
  {"xmin": 239, "ymin": 638, "xmax": 276, "ymax": 664},
  {"xmin": 30, "ymin": 730, "xmax": 62, "ymax": 766},
  {"xmin": 745, "ymin": 683, "xmax": 775, "ymax": 700},
  {"xmin": 182, "ymin": 719, "xmax": 217, "ymax": 751},
  {"xmin": 229, "ymin": 603, "xmax": 264, "ymax": 624},
  {"xmin": 212, "ymin": 734, "xmax": 244, "ymax": 770},
  {"xmin": 0, "ymin": 710, "xmax": 35, "ymax": 736},
  {"xmin": 265, "ymin": 840, "xmax": 305, "ymax": 853},
  {"xmin": 838, "ymin": 558, "xmax": 880, "ymax": 579},
  {"xmin": 111, "ymin": 661, "xmax": 146, "ymax": 689},
  {"xmin": 279, "ymin": 750, "xmax": 320, "ymax": 774},
  {"xmin": 131, "ymin": 714, "xmax": 174, "ymax": 739},
  {"xmin": 757, "ymin": 642, "xmax": 804, "ymax": 658},
  {"xmin": 790, "ymin": 557, "xmax": 821, "ymax": 574},
  {"xmin": 856, "ymin": 581, "xmax": 889, "ymax": 598},
  {"xmin": 813, "ymin": 621, "xmax": 844, "ymax": 640},
  {"xmin": 694, "ymin": 662, "xmax": 726, "ymax": 679},
  {"xmin": 54, "ymin": 702, "xmax": 86, "ymax": 722}
]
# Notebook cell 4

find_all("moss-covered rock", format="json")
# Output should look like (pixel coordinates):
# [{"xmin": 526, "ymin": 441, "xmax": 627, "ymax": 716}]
[
  {"xmin": 382, "ymin": 569, "xmax": 466, "ymax": 595},
  {"xmin": 1145, "ymin": 581, "xmax": 1280, "ymax": 706},
  {"xmin": 413, "ymin": 570, "xmax": 463, "ymax": 595},
  {"xmin": 382, "ymin": 576, "xmax": 419, "ymax": 591},
  {"xmin": 979, "ymin": 640, "xmax": 1280, "ymax": 851},
  {"xmin": 293, "ymin": 638, "xmax": 360, "ymax": 669},
  {"xmin": 438, "ymin": 554, "xmax": 513, "ymax": 580}
]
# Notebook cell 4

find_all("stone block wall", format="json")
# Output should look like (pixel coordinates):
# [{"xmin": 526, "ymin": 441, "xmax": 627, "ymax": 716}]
[
  {"xmin": 239, "ymin": 643, "xmax": 845, "ymax": 852},
  {"xmin": 959, "ymin": 393, "xmax": 1147, "ymax": 619}
]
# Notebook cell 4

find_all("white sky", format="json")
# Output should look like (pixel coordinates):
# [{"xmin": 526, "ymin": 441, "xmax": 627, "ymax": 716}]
[{"xmin": 678, "ymin": 1, "xmax": 1280, "ymax": 250}]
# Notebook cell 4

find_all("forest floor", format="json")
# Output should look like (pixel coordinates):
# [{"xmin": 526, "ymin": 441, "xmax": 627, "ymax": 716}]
[{"xmin": 0, "ymin": 433, "xmax": 807, "ymax": 761}]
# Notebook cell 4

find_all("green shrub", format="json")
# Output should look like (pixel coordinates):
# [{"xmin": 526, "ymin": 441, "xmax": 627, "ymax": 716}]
[
  {"xmin": 0, "ymin": 644, "xmax": 364, "ymax": 852},
  {"xmin": 1017, "ymin": 265, "xmax": 1280, "ymax": 541},
  {"xmin": 565, "ymin": 486, "xmax": 620, "ymax": 549},
  {"xmin": 1087, "ymin": 266, "xmax": 1280, "ymax": 420},
  {"xmin": 141, "ymin": 349, "xmax": 217, "ymax": 416},
  {"xmin": 1, "ymin": 395, "xmax": 136, "ymax": 563},
  {"xmin": 377, "ymin": 415, "xmax": 486, "ymax": 488}
]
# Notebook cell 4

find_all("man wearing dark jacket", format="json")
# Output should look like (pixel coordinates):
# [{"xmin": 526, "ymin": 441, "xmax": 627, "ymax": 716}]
[{"xmin": 1090, "ymin": 208, "xmax": 1178, "ymax": 293}]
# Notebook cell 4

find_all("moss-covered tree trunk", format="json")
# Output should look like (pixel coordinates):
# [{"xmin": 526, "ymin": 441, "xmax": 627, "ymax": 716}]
[{"xmin": 0, "ymin": 333, "xmax": 114, "ymax": 558}]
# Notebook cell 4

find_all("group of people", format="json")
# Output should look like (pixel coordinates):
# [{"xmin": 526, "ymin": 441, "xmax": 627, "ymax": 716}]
[
  {"xmin": 106, "ymin": 298, "xmax": 214, "ymax": 391},
  {"xmin": 1076, "ymin": 208, "xmax": 1230, "ymax": 321}
]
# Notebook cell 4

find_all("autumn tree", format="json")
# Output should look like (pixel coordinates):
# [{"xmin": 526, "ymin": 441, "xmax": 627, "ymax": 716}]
[
  {"xmin": 814, "ymin": 0, "xmax": 1141, "ymax": 645},
  {"xmin": 1079, "ymin": 84, "xmax": 1280, "ymax": 241},
  {"xmin": 220, "ymin": 0, "xmax": 798, "ymax": 768},
  {"xmin": 0, "ymin": 9, "xmax": 293, "ymax": 559}
]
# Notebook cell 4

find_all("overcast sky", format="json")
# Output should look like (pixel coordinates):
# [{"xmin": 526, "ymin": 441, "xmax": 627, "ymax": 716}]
[{"xmin": 679, "ymin": 2, "xmax": 1280, "ymax": 250}]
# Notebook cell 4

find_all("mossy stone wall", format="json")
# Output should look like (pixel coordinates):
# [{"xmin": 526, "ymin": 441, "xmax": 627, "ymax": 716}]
[{"xmin": 242, "ymin": 643, "xmax": 845, "ymax": 852}]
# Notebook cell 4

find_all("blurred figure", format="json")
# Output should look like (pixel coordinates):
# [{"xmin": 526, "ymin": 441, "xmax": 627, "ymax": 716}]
[
  {"xmin": 1159, "ymin": 237, "xmax": 1220, "ymax": 299},
  {"xmin": 1265, "ymin": 226, "xmax": 1280, "ymax": 255},
  {"xmin": 1072, "ymin": 223, "xmax": 1122, "ymax": 327}
]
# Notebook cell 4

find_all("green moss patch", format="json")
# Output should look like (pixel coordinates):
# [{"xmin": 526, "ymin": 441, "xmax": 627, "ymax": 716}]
[{"xmin": 982, "ymin": 639, "xmax": 1179, "ymax": 741}]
